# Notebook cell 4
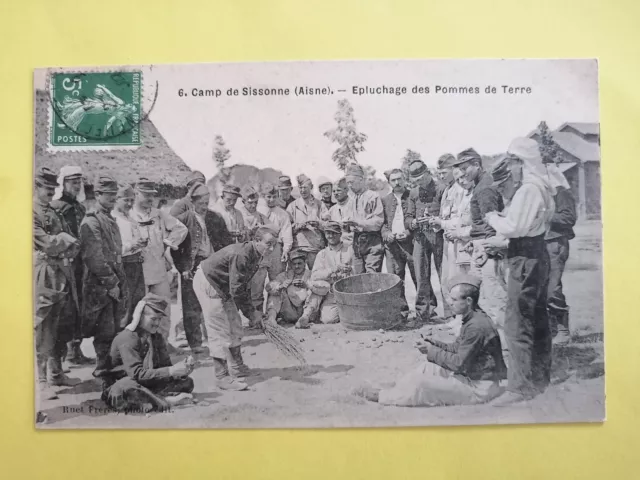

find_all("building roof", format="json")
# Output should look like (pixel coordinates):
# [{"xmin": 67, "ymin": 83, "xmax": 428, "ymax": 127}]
[
  {"xmin": 557, "ymin": 122, "xmax": 600, "ymax": 136},
  {"xmin": 551, "ymin": 131, "xmax": 601, "ymax": 163}
]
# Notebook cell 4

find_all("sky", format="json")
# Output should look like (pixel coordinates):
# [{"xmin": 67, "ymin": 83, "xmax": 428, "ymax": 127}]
[{"xmin": 35, "ymin": 60, "xmax": 599, "ymax": 184}]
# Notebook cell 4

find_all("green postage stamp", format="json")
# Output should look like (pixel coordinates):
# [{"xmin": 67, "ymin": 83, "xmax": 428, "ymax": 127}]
[{"xmin": 49, "ymin": 70, "xmax": 142, "ymax": 148}]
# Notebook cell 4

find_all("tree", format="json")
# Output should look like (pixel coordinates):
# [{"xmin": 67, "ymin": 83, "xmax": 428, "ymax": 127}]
[
  {"xmin": 213, "ymin": 134, "xmax": 231, "ymax": 184},
  {"xmin": 537, "ymin": 121, "xmax": 562, "ymax": 164},
  {"xmin": 324, "ymin": 99, "xmax": 368, "ymax": 170},
  {"xmin": 400, "ymin": 149, "xmax": 422, "ymax": 180}
]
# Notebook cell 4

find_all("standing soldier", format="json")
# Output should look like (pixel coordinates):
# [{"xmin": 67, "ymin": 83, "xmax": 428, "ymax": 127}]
[
  {"xmin": 544, "ymin": 163, "xmax": 577, "ymax": 345},
  {"xmin": 80, "ymin": 175, "xmax": 129, "ymax": 380},
  {"xmin": 381, "ymin": 168, "xmax": 416, "ymax": 315},
  {"xmin": 276, "ymin": 175, "xmax": 295, "ymax": 210},
  {"xmin": 287, "ymin": 175, "xmax": 329, "ymax": 269},
  {"xmin": 130, "ymin": 178, "xmax": 188, "ymax": 342},
  {"xmin": 34, "ymin": 167, "xmax": 82, "ymax": 400},
  {"xmin": 405, "ymin": 160, "xmax": 445, "ymax": 323},
  {"xmin": 212, "ymin": 184, "xmax": 246, "ymax": 243},
  {"xmin": 111, "ymin": 184, "xmax": 148, "ymax": 331},
  {"xmin": 428, "ymin": 154, "xmax": 465, "ymax": 318},
  {"xmin": 485, "ymin": 139, "xmax": 556, "ymax": 405},
  {"xmin": 327, "ymin": 177, "xmax": 354, "ymax": 245},
  {"xmin": 317, "ymin": 177, "xmax": 336, "ymax": 210},
  {"xmin": 343, "ymin": 164, "xmax": 385, "ymax": 274},
  {"xmin": 50, "ymin": 165, "xmax": 94, "ymax": 366}
]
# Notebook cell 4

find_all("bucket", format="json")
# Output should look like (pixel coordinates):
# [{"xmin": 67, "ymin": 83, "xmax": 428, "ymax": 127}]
[{"xmin": 333, "ymin": 273, "xmax": 405, "ymax": 331}]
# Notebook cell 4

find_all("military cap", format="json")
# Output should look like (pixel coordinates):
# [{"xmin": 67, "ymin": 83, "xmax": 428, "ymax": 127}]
[
  {"xmin": 116, "ymin": 184, "xmax": 135, "ymax": 198},
  {"xmin": 452, "ymin": 148, "xmax": 482, "ymax": 167},
  {"xmin": 317, "ymin": 176, "xmax": 333, "ymax": 189},
  {"xmin": 278, "ymin": 176, "xmax": 293, "ymax": 189},
  {"xmin": 324, "ymin": 221, "xmax": 342, "ymax": 233},
  {"xmin": 449, "ymin": 274, "xmax": 482, "ymax": 291},
  {"xmin": 490, "ymin": 156, "xmax": 513, "ymax": 186},
  {"xmin": 222, "ymin": 183, "xmax": 241, "ymax": 196},
  {"xmin": 407, "ymin": 160, "xmax": 428, "ymax": 179},
  {"xmin": 345, "ymin": 163, "xmax": 365, "ymax": 178},
  {"xmin": 189, "ymin": 183, "xmax": 210, "ymax": 198},
  {"xmin": 437, "ymin": 153, "xmax": 456, "ymax": 169},
  {"xmin": 135, "ymin": 177, "xmax": 158, "ymax": 194},
  {"xmin": 142, "ymin": 292, "xmax": 169, "ymax": 315},
  {"xmin": 35, "ymin": 167, "xmax": 59, "ymax": 187},
  {"xmin": 95, "ymin": 175, "xmax": 119, "ymax": 193},
  {"xmin": 58, "ymin": 165, "xmax": 83, "ymax": 181},
  {"xmin": 186, "ymin": 170, "xmax": 206, "ymax": 188},
  {"xmin": 297, "ymin": 174, "xmax": 313, "ymax": 186},
  {"xmin": 289, "ymin": 249, "xmax": 307, "ymax": 261},
  {"xmin": 241, "ymin": 185, "xmax": 259, "ymax": 200}
]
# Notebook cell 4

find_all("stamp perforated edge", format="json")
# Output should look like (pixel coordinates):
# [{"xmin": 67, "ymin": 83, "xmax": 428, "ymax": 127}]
[{"xmin": 44, "ymin": 66, "xmax": 150, "ymax": 153}]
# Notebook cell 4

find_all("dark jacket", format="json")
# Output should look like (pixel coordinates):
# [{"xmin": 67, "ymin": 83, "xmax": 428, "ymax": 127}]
[
  {"xmin": 79, "ymin": 205, "xmax": 128, "ymax": 337},
  {"xmin": 381, "ymin": 189, "xmax": 413, "ymax": 245},
  {"xmin": 170, "ymin": 198, "xmax": 233, "ymax": 273},
  {"xmin": 546, "ymin": 187, "xmax": 577, "ymax": 241},
  {"xmin": 426, "ymin": 308, "xmax": 507, "ymax": 381},
  {"xmin": 469, "ymin": 170, "xmax": 504, "ymax": 239},
  {"xmin": 199, "ymin": 242, "xmax": 262, "ymax": 319},
  {"xmin": 108, "ymin": 329, "xmax": 172, "ymax": 386},
  {"xmin": 405, "ymin": 178, "xmax": 444, "ymax": 245},
  {"xmin": 50, "ymin": 192, "xmax": 86, "ymax": 238}
]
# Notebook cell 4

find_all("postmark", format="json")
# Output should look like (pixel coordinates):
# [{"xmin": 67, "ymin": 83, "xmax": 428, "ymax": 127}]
[{"xmin": 49, "ymin": 71, "xmax": 142, "ymax": 149}]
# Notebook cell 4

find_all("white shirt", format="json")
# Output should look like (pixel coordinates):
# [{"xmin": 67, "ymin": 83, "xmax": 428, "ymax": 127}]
[
  {"xmin": 391, "ymin": 193, "xmax": 405, "ymax": 235},
  {"xmin": 195, "ymin": 212, "xmax": 213, "ymax": 257},
  {"xmin": 111, "ymin": 209, "xmax": 143, "ymax": 257},
  {"xmin": 486, "ymin": 181, "xmax": 554, "ymax": 238}
]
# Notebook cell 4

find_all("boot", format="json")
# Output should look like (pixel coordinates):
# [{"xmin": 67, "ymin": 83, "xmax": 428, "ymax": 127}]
[
  {"xmin": 228, "ymin": 346, "xmax": 251, "ymax": 378},
  {"xmin": 553, "ymin": 325, "xmax": 571, "ymax": 345},
  {"xmin": 213, "ymin": 357, "xmax": 248, "ymax": 391},
  {"xmin": 66, "ymin": 341, "xmax": 94, "ymax": 365}
]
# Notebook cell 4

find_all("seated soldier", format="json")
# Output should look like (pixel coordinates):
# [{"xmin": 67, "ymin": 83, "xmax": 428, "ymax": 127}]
[
  {"xmin": 354, "ymin": 275, "xmax": 507, "ymax": 407},
  {"xmin": 265, "ymin": 249, "xmax": 318, "ymax": 329},
  {"xmin": 308, "ymin": 221, "xmax": 354, "ymax": 324},
  {"xmin": 102, "ymin": 293, "xmax": 196, "ymax": 412}
]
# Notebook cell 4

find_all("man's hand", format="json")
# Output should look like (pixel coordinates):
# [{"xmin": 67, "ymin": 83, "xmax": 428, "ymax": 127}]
[
  {"xmin": 410, "ymin": 219, "xmax": 418, "ymax": 230},
  {"xmin": 292, "ymin": 279, "xmax": 307, "ymax": 288},
  {"xmin": 169, "ymin": 360, "xmax": 192, "ymax": 378},
  {"xmin": 429, "ymin": 217, "xmax": 442, "ymax": 229},
  {"xmin": 133, "ymin": 238, "xmax": 148, "ymax": 251},
  {"xmin": 306, "ymin": 220, "xmax": 319, "ymax": 229},
  {"xmin": 108, "ymin": 286, "xmax": 120, "ymax": 300},
  {"xmin": 182, "ymin": 271, "xmax": 193, "ymax": 281},
  {"xmin": 414, "ymin": 339, "xmax": 432, "ymax": 356},
  {"xmin": 292, "ymin": 222, "xmax": 306, "ymax": 233},
  {"xmin": 281, "ymin": 250, "xmax": 289, "ymax": 263}
]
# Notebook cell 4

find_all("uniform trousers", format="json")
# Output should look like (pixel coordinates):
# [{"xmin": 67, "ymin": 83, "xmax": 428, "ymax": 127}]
[
  {"xmin": 353, "ymin": 232, "xmax": 384, "ymax": 274},
  {"xmin": 546, "ymin": 236, "xmax": 571, "ymax": 334}
]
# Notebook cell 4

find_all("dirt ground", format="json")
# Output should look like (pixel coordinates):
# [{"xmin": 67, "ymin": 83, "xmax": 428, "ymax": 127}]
[{"xmin": 38, "ymin": 221, "xmax": 604, "ymax": 429}]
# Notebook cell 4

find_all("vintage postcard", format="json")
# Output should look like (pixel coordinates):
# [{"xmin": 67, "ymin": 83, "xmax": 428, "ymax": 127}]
[{"xmin": 33, "ymin": 59, "xmax": 603, "ymax": 429}]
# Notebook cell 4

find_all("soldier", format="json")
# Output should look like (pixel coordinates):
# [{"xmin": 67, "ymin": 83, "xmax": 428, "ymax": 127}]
[
  {"xmin": 344, "ymin": 163, "xmax": 384, "ymax": 274},
  {"xmin": 317, "ymin": 176, "xmax": 336, "ymax": 210},
  {"xmin": 308, "ymin": 222, "xmax": 355, "ymax": 325},
  {"xmin": 276, "ymin": 175, "xmax": 295, "ymax": 210},
  {"xmin": 80, "ymin": 175, "xmax": 129, "ymax": 379},
  {"xmin": 50, "ymin": 165, "xmax": 94, "ymax": 366},
  {"xmin": 265, "ymin": 249, "xmax": 319, "ymax": 329},
  {"xmin": 171, "ymin": 182, "xmax": 232, "ymax": 353},
  {"xmin": 193, "ymin": 227, "xmax": 279, "ymax": 391},
  {"xmin": 405, "ymin": 160, "xmax": 446, "ymax": 323},
  {"xmin": 170, "ymin": 170, "xmax": 207, "ymax": 218},
  {"xmin": 212, "ymin": 184, "xmax": 246, "ymax": 243},
  {"xmin": 130, "ymin": 178, "xmax": 188, "ymax": 341},
  {"xmin": 287, "ymin": 175, "xmax": 329, "ymax": 269},
  {"xmin": 327, "ymin": 177, "xmax": 354, "ymax": 245},
  {"xmin": 238, "ymin": 185, "xmax": 279, "ymax": 317},
  {"xmin": 112, "ymin": 184, "xmax": 148, "ymax": 331},
  {"xmin": 34, "ymin": 167, "xmax": 82, "ymax": 400}
]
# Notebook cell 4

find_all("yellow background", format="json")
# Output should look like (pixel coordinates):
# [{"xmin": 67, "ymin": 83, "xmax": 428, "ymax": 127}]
[{"xmin": 0, "ymin": 0, "xmax": 637, "ymax": 477}]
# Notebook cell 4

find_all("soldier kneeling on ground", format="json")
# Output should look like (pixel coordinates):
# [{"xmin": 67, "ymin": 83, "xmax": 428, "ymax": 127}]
[
  {"xmin": 102, "ymin": 293, "xmax": 196, "ymax": 413},
  {"xmin": 307, "ymin": 221, "xmax": 354, "ymax": 325},
  {"xmin": 265, "ymin": 249, "xmax": 319, "ymax": 329}
]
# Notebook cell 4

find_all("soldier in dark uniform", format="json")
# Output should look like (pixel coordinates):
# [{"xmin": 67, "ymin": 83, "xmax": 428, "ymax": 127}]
[
  {"xmin": 405, "ymin": 160, "xmax": 445, "ymax": 323},
  {"xmin": 34, "ymin": 167, "xmax": 82, "ymax": 400},
  {"xmin": 80, "ymin": 175, "xmax": 129, "ymax": 380},
  {"xmin": 276, "ymin": 175, "xmax": 295, "ymax": 210},
  {"xmin": 50, "ymin": 165, "xmax": 94, "ymax": 366}
]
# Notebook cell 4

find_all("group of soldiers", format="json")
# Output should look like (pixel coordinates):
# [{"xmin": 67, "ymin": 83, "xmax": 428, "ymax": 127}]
[{"xmin": 34, "ymin": 135, "xmax": 577, "ymax": 411}]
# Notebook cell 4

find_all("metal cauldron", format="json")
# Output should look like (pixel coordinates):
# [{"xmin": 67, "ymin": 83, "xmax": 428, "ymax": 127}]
[{"xmin": 333, "ymin": 273, "xmax": 405, "ymax": 331}]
